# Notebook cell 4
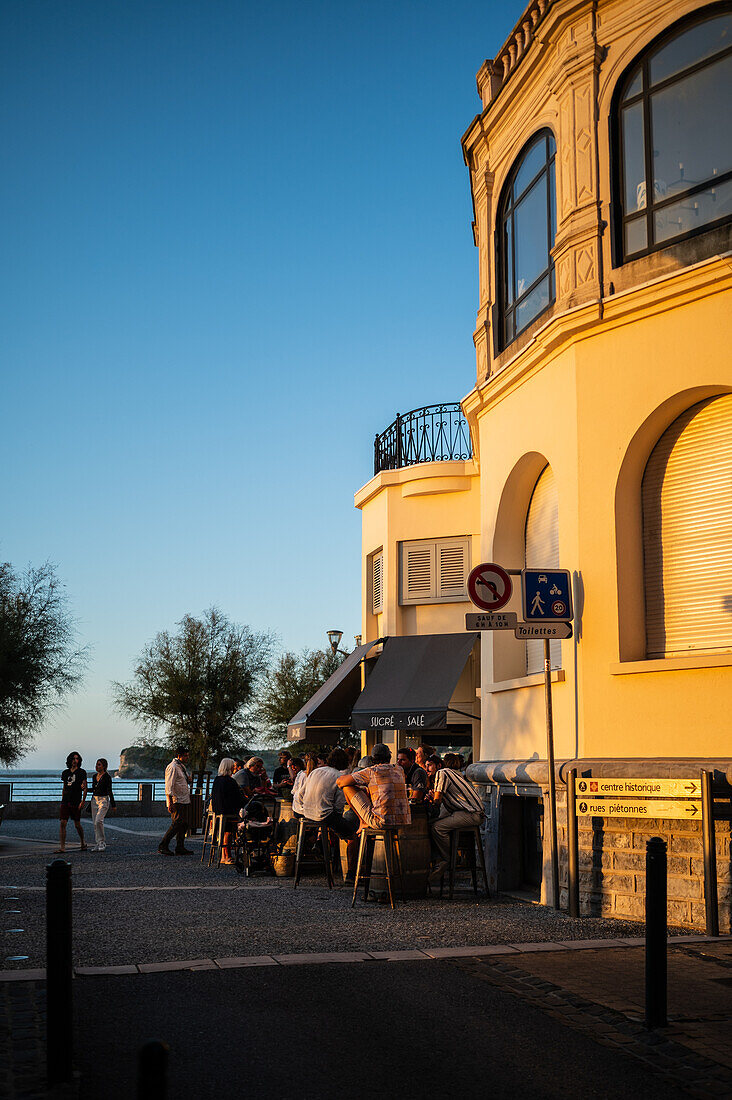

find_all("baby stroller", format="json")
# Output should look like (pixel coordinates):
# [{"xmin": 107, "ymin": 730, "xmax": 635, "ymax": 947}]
[{"xmin": 233, "ymin": 797, "xmax": 278, "ymax": 876}]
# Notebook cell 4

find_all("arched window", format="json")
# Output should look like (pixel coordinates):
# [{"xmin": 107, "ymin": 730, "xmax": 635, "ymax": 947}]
[
  {"xmin": 524, "ymin": 464, "xmax": 562, "ymax": 674},
  {"xmin": 615, "ymin": 7, "xmax": 732, "ymax": 261},
  {"xmin": 642, "ymin": 394, "xmax": 732, "ymax": 657},
  {"xmin": 497, "ymin": 130, "xmax": 557, "ymax": 351}
]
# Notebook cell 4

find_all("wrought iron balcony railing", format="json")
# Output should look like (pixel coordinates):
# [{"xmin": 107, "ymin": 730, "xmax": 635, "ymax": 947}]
[{"xmin": 374, "ymin": 403, "xmax": 473, "ymax": 475}]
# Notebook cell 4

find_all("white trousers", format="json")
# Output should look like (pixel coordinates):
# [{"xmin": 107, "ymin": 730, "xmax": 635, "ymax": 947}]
[{"xmin": 91, "ymin": 796, "xmax": 110, "ymax": 847}]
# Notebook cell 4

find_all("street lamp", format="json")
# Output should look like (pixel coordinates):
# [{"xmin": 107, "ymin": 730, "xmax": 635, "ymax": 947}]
[
  {"xmin": 354, "ymin": 634, "xmax": 362, "ymax": 648},
  {"xmin": 327, "ymin": 629, "xmax": 344, "ymax": 655}
]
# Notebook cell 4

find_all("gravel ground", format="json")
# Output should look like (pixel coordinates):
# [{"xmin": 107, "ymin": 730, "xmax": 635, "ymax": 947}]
[{"xmin": 1, "ymin": 817, "xmax": 670, "ymax": 971}]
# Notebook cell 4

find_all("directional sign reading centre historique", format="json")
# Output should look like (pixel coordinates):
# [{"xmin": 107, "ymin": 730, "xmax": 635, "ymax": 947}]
[
  {"xmin": 576, "ymin": 798, "xmax": 702, "ymax": 820},
  {"xmin": 575, "ymin": 778, "xmax": 702, "ymax": 798}
]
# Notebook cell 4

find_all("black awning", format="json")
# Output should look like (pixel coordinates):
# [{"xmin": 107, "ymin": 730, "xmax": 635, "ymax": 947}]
[
  {"xmin": 286, "ymin": 641, "xmax": 380, "ymax": 743},
  {"xmin": 350, "ymin": 632, "xmax": 479, "ymax": 734}
]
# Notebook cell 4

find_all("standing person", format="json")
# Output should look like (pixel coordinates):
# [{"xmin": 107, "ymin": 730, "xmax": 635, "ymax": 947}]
[
  {"xmin": 272, "ymin": 750, "xmax": 293, "ymax": 789},
  {"xmin": 415, "ymin": 744, "xmax": 436, "ymax": 772},
  {"xmin": 428, "ymin": 762, "xmax": 484, "ymax": 883},
  {"xmin": 397, "ymin": 747, "xmax": 428, "ymax": 802},
  {"xmin": 158, "ymin": 747, "xmax": 193, "ymax": 856},
  {"xmin": 55, "ymin": 751, "xmax": 88, "ymax": 853},
  {"xmin": 90, "ymin": 758, "xmax": 116, "ymax": 852}
]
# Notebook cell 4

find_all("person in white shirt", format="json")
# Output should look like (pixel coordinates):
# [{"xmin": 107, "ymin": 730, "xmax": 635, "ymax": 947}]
[
  {"xmin": 299, "ymin": 748, "xmax": 359, "ymax": 879},
  {"xmin": 158, "ymin": 747, "xmax": 193, "ymax": 856}
]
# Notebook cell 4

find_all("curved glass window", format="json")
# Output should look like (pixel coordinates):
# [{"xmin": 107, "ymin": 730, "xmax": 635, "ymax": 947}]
[
  {"xmin": 616, "ymin": 7, "xmax": 732, "ymax": 260},
  {"xmin": 497, "ymin": 131, "xmax": 556, "ymax": 351}
]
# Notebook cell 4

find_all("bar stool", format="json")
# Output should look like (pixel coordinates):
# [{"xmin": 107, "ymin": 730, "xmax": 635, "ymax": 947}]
[
  {"xmin": 351, "ymin": 827, "xmax": 406, "ymax": 910},
  {"xmin": 442, "ymin": 825, "xmax": 489, "ymax": 899},
  {"xmin": 207, "ymin": 814, "xmax": 240, "ymax": 867},
  {"xmin": 200, "ymin": 810, "xmax": 214, "ymax": 863},
  {"xmin": 293, "ymin": 818, "xmax": 336, "ymax": 889}
]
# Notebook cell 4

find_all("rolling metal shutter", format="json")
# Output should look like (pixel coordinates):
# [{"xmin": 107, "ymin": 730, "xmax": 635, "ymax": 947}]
[
  {"xmin": 642, "ymin": 395, "xmax": 732, "ymax": 657},
  {"xmin": 524, "ymin": 465, "xmax": 562, "ymax": 673}
]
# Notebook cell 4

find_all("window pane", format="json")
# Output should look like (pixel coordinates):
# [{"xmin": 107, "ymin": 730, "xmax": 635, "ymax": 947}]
[
  {"xmin": 516, "ymin": 274, "xmax": 551, "ymax": 333},
  {"xmin": 622, "ymin": 67, "xmax": 643, "ymax": 101},
  {"xmin": 622, "ymin": 101, "xmax": 646, "ymax": 211},
  {"xmin": 654, "ymin": 177, "xmax": 732, "ymax": 242},
  {"xmin": 650, "ymin": 13, "xmax": 732, "ymax": 86},
  {"xmin": 514, "ymin": 177, "xmax": 550, "ymax": 297},
  {"xmin": 625, "ymin": 215, "xmax": 648, "ymax": 254},
  {"xmin": 504, "ymin": 218, "xmax": 514, "ymax": 304},
  {"xmin": 651, "ymin": 54, "xmax": 732, "ymax": 197},
  {"xmin": 549, "ymin": 161, "xmax": 556, "ymax": 240},
  {"xmin": 513, "ymin": 138, "xmax": 547, "ymax": 201}
]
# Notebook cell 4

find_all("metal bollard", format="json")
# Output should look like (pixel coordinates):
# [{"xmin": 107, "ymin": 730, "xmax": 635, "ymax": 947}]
[
  {"xmin": 46, "ymin": 859, "xmax": 73, "ymax": 1086},
  {"xmin": 138, "ymin": 1039, "xmax": 169, "ymax": 1099},
  {"xmin": 645, "ymin": 836, "xmax": 667, "ymax": 1029}
]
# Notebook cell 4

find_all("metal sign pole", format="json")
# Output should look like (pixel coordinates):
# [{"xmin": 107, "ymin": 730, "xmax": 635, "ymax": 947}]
[
  {"xmin": 701, "ymin": 768, "xmax": 719, "ymax": 937},
  {"xmin": 567, "ymin": 767, "xmax": 580, "ymax": 917},
  {"xmin": 544, "ymin": 638, "xmax": 560, "ymax": 910}
]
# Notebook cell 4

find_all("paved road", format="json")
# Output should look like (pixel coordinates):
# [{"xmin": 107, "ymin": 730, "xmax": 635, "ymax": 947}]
[{"xmin": 75, "ymin": 960, "xmax": 689, "ymax": 1100}]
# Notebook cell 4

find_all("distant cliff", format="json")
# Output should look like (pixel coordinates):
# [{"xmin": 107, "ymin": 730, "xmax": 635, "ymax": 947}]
[{"xmin": 116, "ymin": 745, "xmax": 171, "ymax": 778}]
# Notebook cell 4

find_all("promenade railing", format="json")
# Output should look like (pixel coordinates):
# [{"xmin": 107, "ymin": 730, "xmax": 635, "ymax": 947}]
[
  {"xmin": 1, "ymin": 779, "xmax": 168, "ymax": 803},
  {"xmin": 374, "ymin": 403, "xmax": 473, "ymax": 475}
]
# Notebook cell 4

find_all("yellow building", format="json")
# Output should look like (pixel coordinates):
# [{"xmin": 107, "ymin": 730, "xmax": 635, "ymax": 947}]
[{"xmin": 355, "ymin": 0, "xmax": 732, "ymax": 928}]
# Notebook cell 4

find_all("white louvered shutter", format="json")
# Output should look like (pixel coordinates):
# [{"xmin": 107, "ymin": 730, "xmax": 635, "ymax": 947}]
[
  {"xmin": 643, "ymin": 395, "xmax": 732, "ymax": 657},
  {"xmin": 437, "ymin": 538, "xmax": 469, "ymax": 598},
  {"xmin": 525, "ymin": 465, "xmax": 562, "ymax": 674},
  {"xmin": 403, "ymin": 543, "xmax": 434, "ymax": 601},
  {"xmin": 372, "ymin": 551, "xmax": 383, "ymax": 615}
]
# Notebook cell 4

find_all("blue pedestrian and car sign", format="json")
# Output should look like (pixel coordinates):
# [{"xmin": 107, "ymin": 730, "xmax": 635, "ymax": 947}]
[{"xmin": 521, "ymin": 569, "xmax": 573, "ymax": 622}]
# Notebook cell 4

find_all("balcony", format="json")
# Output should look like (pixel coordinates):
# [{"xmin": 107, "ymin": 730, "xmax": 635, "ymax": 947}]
[{"xmin": 373, "ymin": 403, "xmax": 473, "ymax": 475}]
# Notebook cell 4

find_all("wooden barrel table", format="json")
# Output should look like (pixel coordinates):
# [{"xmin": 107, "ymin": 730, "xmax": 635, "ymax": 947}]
[{"xmin": 360, "ymin": 803, "xmax": 431, "ymax": 898}]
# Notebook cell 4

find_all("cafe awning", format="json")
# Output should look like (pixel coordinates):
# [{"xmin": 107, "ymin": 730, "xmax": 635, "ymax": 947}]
[
  {"xmin": 286, "ymin": 641, "xmax": 380, "ymax": 743},
  {"xmin": 350, "ymin": 632, "xmax": 479, "ymax": 734}
]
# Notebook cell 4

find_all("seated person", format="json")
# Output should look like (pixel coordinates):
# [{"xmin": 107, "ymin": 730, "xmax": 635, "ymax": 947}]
[
  {"xmin": 291, "ymin": 758, "xmax": 308, "ymax": 816},
  {"xmin": 428, "ymin": 760, "xmax": 484, "ymax": 884},
  {"xmin": 415, "ymin": 743, "xmax": 436, "ymax": 772},
  {"xmin": 299, "ymin": 748, "xmax": 358, "ymax": 878},
  {"xmin": 243, "ymin": 757, "xmax": 274, "ymax": 798},
  {"xmin": 424, "ymin": 754, "xmax": 443, "ymax": 797},
  {"xmin": 211, "ymin": 758, "xmax": 244, "ymax": 865},
  {"xmin": 336, "ymin": 743, "xmax": 411, "ymax": 832},
  {"xmin": 272, "ymin": 750, "xmax": 293, "ymax": 790},
  {"xmin": 397, "ymin": 747, "xmax": 428, "ymax": 801}
]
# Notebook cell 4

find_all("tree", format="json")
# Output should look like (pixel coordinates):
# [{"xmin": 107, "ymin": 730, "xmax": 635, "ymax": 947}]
[
  {"xmin": 112, "ymin": 607, "xmax": 274, "ymax": 779},
  {"xmin": 0, "ymin": 561, "xmax": 87, "ymax": 766},
  {"xmin": 253, "ymin": 645, "xmax": 353, "ymax": 752}
]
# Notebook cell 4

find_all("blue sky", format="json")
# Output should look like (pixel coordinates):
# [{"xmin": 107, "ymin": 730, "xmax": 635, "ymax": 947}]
[{"xmin": 1, "ymin": 0, "xmax": 523, "ymax": 769}]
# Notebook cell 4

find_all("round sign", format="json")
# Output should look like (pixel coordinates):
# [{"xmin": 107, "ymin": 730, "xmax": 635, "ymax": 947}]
[
  {"xmin": 467, "ymin": 562, "xmax": 513, "ymax": 612},
  {"xmin": 552, "ymin": 600, "xmax": 566, "ymax": 616}
]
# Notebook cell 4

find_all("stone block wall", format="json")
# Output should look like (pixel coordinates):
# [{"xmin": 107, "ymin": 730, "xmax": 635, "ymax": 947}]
[{"xmin": 554, "ymin": 788, "xmax": 732, "ymax": 932}]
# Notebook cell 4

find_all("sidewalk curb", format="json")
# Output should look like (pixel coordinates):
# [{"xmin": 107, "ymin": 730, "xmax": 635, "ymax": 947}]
[{"xmin": 2, "ymin": 934, "xmax": 730, "ymax": 981}]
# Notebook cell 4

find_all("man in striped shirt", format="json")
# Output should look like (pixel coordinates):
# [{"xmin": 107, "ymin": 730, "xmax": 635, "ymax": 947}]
[{"xmin": 428, "ymin": 759, "xmax": 484, "ymax": 883}]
